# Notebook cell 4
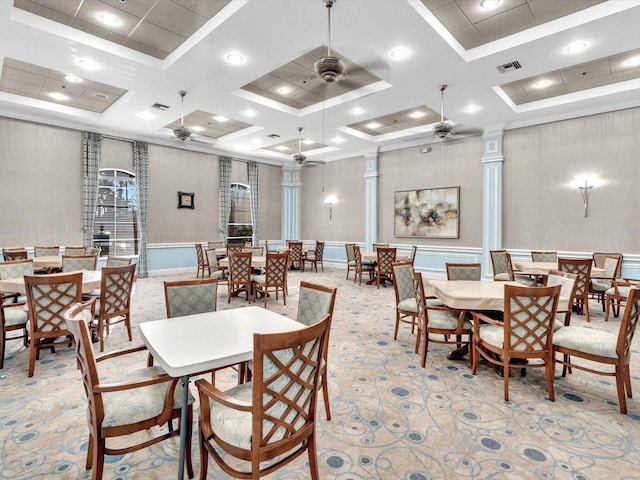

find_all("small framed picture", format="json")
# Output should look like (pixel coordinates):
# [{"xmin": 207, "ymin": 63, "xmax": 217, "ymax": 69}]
[{"xmin": 178, "ymin": 191, "xmax": 194, "ymax": 209}]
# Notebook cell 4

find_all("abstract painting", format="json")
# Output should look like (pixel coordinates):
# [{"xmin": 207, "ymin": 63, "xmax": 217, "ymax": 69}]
[{"xmin": 394, "ymin": 187, "xmax": 459, "ymax": 238}]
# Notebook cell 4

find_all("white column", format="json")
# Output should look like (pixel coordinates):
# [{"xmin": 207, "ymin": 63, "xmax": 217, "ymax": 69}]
[
  {"xmin": 281, "ymin": 166, "xmax": 302, "ymax": 241},
  {"xmin": 482, "ymin": 130, "xmax": 504, "ymax": 278},
  {"xmin": 364, "ymin": 151, "xmax": 379, "ymax": 251}
]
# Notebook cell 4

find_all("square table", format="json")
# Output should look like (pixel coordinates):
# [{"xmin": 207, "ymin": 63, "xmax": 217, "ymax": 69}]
[
  {"xmin": 0, "ymin": 270, "xmax": 102, "ymax": 295},
  {"xmin": 513, "ymin": 261, "xmax": 605, "ymax": 277},
  {"xmin": 139, "ymin": 306, "xmax": 304, "ymax": 480}
]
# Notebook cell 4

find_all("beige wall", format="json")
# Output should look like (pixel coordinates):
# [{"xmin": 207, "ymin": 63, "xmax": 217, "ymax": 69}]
[{"xmin": 257, "ymin": 163, "xmax": 283, "ymax": 240}]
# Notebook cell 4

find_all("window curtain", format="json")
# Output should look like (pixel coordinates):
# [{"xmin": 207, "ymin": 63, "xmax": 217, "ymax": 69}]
[
  {"xmin": 133, "ymin": 141, "xmax": 149, "ymax": 278},
  {"xmin": 82, "ymin": 132, "xmax": 102, "ymax": 249},
  {"xmin": 219, "ymin": 156, "xmax": 232, "ymax": 244},
  {"xmin": 248, "ymin": 161, "xmax": 259, "ymax": 246}
]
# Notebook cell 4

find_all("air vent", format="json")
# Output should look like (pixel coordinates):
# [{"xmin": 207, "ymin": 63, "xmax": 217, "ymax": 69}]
[
  {"xmin": 496, "ymin": 61, "xmax": 522, "ymax": 73},
  {"xmin": 151, "ymin": 103, "xmax": 170, "ymax": 111}
]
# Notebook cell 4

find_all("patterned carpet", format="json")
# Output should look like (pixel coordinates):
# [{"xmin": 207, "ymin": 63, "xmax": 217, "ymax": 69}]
[{"xmin": 1, "ymin": 267, "xmax": 639, "ymax": 479}]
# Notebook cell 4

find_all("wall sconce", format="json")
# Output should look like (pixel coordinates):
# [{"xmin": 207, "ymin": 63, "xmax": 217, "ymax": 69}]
[
  {"xmin": 577, "ymin": 180, "xmax": 593, "ymax": 217},
  {"xmin": 325, "ymin": 194, "xmax": 337, "ymax": 220}
]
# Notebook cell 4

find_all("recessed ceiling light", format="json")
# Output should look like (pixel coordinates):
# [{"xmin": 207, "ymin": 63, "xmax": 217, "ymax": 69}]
[
  {"xmin": 77, "ymin": 58, "xmax": 100, "ymax": 71},
  {"xmin": 226, "ymin": 53, "xmax": 244, "ymax": 64},
  {"xmin": 96, "ymin": 12, "xmax": 121, "ymax": 27},
  {"xmin": 93, "ymin": 92, "xmax": 109, "ymax": 100},
  {"xmin": 48, "ymin": 92, "xmax": 69, "ymax": 101},
  {"xmin": 191, "ymin": 126, "xmax": 204, "ymax": 132},
  {"xmin": 136, "ymin": 111, "xmax": 156, "ymax": 120},
  {"xmin": 277, "ymin": 86, "xmax": 293, "ymax": 95},
  {"xmin": 565, "ymin": 41, "xmax": 588, "ymax": 54},
  {"xmin": 480, "ymin": 0, "xmax": 501, "ymax": 10},
  {"xmin": 302, "ymin": 139, "xmax": 314, "ymax": 145},
  {"xmin": 533, "ymin": 79, "xmax": 552, "ymax": 89},
  {"xmin": 331, "ymin": 136, "xmax": 345, "ymax": 144},
  {"xmin": 242, "ymin": 108, "xmax": 256, "ymax": 117},
  {"xmin": 389, "ymin": 48, "xmax": 409, "ymax": 60},
  {"xmin": 623, "ymin": 56, "xmax": 640, "ymax": 67},
  {"xmin": 350, "ymin": 107, "xmax": 364, "ymax": 115},
  {"xmin": 366, "ymin": 122, "xmax": 382, "ymax": 129},
  {"xmin": 463, "ymin": 104, "xmax": 481, "ymax": 113},
  {"xmin": 250, "ymin": 137, "xmax": 262, "ymax": 144},
  {"xmin": 276, "ymin": 145, "xmax": 290, "ymax": 151},
  {"xmin": 409, "ymin": 110, "xmax": 426, "ymax": 119},
  {"xmin": 213, "ymin": 116, "xmax": 229, "ymax": 122},
  {"xmin": 64, "ymin": 74, "xmax": 82, "ymax": 83}
]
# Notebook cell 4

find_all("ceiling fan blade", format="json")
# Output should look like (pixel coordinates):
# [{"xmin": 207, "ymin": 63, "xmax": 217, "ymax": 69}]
[{"xmin": 451, "ymin": 126, "xmax": 483, "ymax": 136}]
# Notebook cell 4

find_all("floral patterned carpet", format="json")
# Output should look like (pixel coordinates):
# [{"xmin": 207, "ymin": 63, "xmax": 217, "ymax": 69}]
[{"xmin": 1, "ymin": 267, "xmax": 639, "ymax": 479}]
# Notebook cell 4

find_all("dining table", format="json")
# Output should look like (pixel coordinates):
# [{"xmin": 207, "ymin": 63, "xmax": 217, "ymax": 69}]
[
  {"xmin": 32, "ymin": 255, "xmax": 62, "ymax": 270},
  {"xmin": 277, "ymin": 245, "xmax": 309, "ymax": 254},
  {"xmin": 218, "ymin": 255, "xmax": 266, "ymax": 269},
  {"xmin": 361, "ymin": 251, "xmax": 409, "ymax": 285},
  {"xmin": 0, "ymin": 269, "xmax": 102, "ymax": 295},
  {"xmin": 513, "ymin": 261, "xmax": 605, "ymax": 277},
  {"xmin": 139, "ymin": 306, "xmax": 304, "ymax": 480}
]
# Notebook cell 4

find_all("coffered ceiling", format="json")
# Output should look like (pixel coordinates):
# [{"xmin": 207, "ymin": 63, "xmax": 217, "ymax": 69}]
[{"xmin": 0, "ymin": 0, "xmax": 639, "ymax": 166}]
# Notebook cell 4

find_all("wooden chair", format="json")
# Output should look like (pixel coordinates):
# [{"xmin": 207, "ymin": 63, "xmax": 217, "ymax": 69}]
[
  {"xmin": 490, "ymin": 250, "xmax": 535, "ymax": 286},
  {"xmin": 558, "ymin": 257, "xmax": 592, "ymax": 322},
  {"xmin": 227, "ymin": 251, "xmax": 253, "ymax": 303},
  {"xmin": 589, "ymin": 255, "xmax": 622, "ymax": 312},
  {"xmin": 413, "ymin": 271, "xmax": 472, "ymax": 367},
  {"xmin": 195, "ymin": 314, "xmax": 330, "ymax": 480},
  {"xmin": 287, "ymin": 241, "xmax": 304, "ymax": 271},
  {"xmin": 164, "ymin": 277, "xmax": 218, "ymax": 318},
  {"xmin": 64, "ymin": 303, "xmax": 194, "ymax": 480},
  {"xmin": 372, "ymin": 243, "xmax": 389, "ymax": 251},
  {"xmin": 195, "ymin": 243, "xmax": 210, "ymax": 279},
  {"xmin": 446, "ymin": 263, "xmax": 481, "ymax": 281},
  {"xmin": 345, "ymin": 243, "xmax": 356, "ymax": 280},
  {"xmin": 303, "ymin": 240, "xmax": 325, "ymax": 273},
  {"xmin": 605, "ymin": 278, "xmax": 640, "ymax": 321},
  {"xmin": 65, "ymin": 246, "xmax": 88, "ymax": 255},
  {"xmin": 253, "ymin": 252, "xmax": 289, "ymax": 308},
  {"xmin": 353, "ymin": 245, "xmax": 374, "ymax": 285},
  {"xmin": 531, "ymin": 250, "xmax": 558, "ymax": 262},
  {"xmin": 105, "ymin": 256, "xmax": 132, "ymax": 267},
  {"xmin": 0, "ymin": 258, "xmax": 34, "ymax": 302},
  {"xmin": 391, "ymin": 261, "xmax": 418, "ymax": 339},
  {"xmin": 207, "ymin": 241, "xmax": 224, "ymax": 250},
  {"xmin": 376, "ymin": 247, "xmax": 397, "ymax": 289},
  {"xmin": 24, "ymin": 272, "xmax": 95, "ymax": 377},
  {"xmin": 62, "ymin": 254, "xmax": 98, "ymax": 272},
  {"xmin": 2, "ymin": 248, "xmax": 28, "ymax": 261},
  {"xmin": 91, "ymin": 263, "xmax": 136, "ymax": 352},
  {"xmin": 226, "ymin": 243, "xmax": 244, "ymax": 255},
  {"xmin": 408, "ymin": 245, "xmax": 418, "ymax": 266},
  {"xmin": 297, "ymin": 281, "xmax": 337, "ymax": 420},
  {"xmin": 545, "ymin": 270, "xmax": 578, "ymax": 328},
  {"xmin": 553, "ymin": 286, "xmax": 640, "ymax": 414},
  {"xmin": 593, "ymin": 252, "xmax": 623, "ymax": 278},
  {"xmin": 1, "ymin": 291, "xmax": 29, "ymax": 369},
  {"xmin": 204, "ymin": 249, "xmax": 227, "ymax": 282},
  {"xmin": 34, "ymin": 246, "xmax": 60, "ymax": 256},
  {"xmin": 471, "ymin": 284, "xmax": 561, "ymax": 401}
]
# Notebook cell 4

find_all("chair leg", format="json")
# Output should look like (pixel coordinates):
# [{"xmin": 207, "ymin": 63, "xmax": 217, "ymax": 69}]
[
  {"xmin": 624, "ymin": 364, "xmax": 633, "ymax": 399},
  {"xmin": 28, "ymin": 340, "xmax": 38, "ymax": 377},
  {"xmin": 321, "ymin": 372, "xmax": 331, "ymax": 421},
  {"xmin": 605, "ymin": 296, "xmax": 611, "ymax": 321},
  {"xmin": 615, "ymin": 365, "xmax": 627, "ymax": 414},
  {"xmin": 93, "ymin": 437, "xmax": 106, "ymax": 480},
  {"xmin": 393, "ymin": 312, "xmax": 400, "ymax": 340},
  {"xmin": 545, "ymin": 360, "xmax": 555, "ymax": 402},
  {"xmin": 307, "ymin": 431, "xmax": 320, "ymax": 480},
  {"xmin": 470, "ymin": 339, "xmax": 478, "ymax": 375},
  {"xmin": 503, "ymin": 361, "xmax": 510, "ymax": 401},
  {"xmin": 199, "ymin": 430, "xmax": 209, "ymax": 480},
  {"xmin": 420, "ymin": 332, "xmax": 428, "ymax": 368}
]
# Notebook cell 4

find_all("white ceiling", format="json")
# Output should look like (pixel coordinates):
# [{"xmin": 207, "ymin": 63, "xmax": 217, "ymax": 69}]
[{"xmin": 1, "ymin": 0, "xmax": 639, "ymax": 166}]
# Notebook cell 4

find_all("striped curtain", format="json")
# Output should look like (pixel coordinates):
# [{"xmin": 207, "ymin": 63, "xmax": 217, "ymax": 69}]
[
  {"xmin": 248, "ymin": 161, "xmax": 259, "ymax": 246},
  {"xmin": 133, "ymin": 141, "xmax": 149, "ymax": 278},
  {"xmin": 82, "ymin": 132, "xmax": 102, "ymax": 248},
  {"xmin": 219, "ymin": 156, "xmax": 232, "ymax": 244}
]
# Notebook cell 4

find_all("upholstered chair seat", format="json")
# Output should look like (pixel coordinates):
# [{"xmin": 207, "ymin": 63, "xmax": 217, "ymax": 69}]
[
  {"xmin": 494, "ymin": 272, "xmax": 511, "ymax": 281},
  {"xmin": 553, "ymin": 327, "xmax": 618, "ymax": 358},
  {"xmin": 430, "ymin": 309, "xmax": 472, "ymax": 331},
  {"xmin": 397, "ymin": 298, "xmax": 417, "ymax": 313}
]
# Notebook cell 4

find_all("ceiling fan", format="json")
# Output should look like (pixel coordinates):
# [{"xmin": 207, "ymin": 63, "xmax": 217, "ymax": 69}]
[
  {"xmin": 314, "ymin": 0, "xmax": 345, "ymax": 83},
  {"xmin": 293, "ymin": 127, "xmax": 326, "ymax": 167},
  {"xmin": 425, "ymin": 85, "xmax": 483, "ymax": 140},
  {"xmin": 173, "ymin": 90, "xmax": 192, "ymax": 141}
]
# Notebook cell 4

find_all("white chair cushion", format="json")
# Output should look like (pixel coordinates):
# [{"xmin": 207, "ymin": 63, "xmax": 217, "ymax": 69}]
[
  {"xmin": 397, "ymin": 298, "xmax": 417, "ymax": 313},
  {"xmin": 552, "ymin": 326, "xmax": 618, "ymax": 359},
  {"xmin": 101, "ymin": 366, "xmax": 194, "ymax": 428},
  {"xmin": 428, "ymin": 309, "xmax": 471, "ymax": 331},
  {"xmin": 2, "ymin": 305, "xmax": 28, "ymax": 326},
  {"xmin": 210, "ymin": 270, "xmax": 225, "ymax": 280},
  {"xmin": 426, "ymin": 298, "xmax": 445, "ymax": 308},
  {"xmin": 252, "ymin": 274, "xmax": 266, "ymax": 285},
  {"xmin": 591, "ymin": 281, "xmax": 611, "ymax": 292},
  {"xmin": 207, "ymin": 382, "xmax": 253, "ymax": 450},
  {"xmin": 605, "ymin": 286, "xmax": 630, "ymax": 298},
  {"xmin": 477, "ymin": 324, "xmax": 504, "ymax": 348},
  {"xmin": 515, "ymin": 276, "xmax": 536, "ymax": 287},
  {"xmin": 494, "ymin": 273, "xmax": 511, "ymax": 281}
]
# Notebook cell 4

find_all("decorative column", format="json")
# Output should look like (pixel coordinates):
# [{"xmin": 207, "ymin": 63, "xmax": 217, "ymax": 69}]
[
  {"xmin": 481, "ymin": 130, "xmax": 504, "ymax": 279},
  {"xmin": 281, "ymin": 166, "xmax": 302, "ymax": 242},
  {"xmin": 364, "ymin": 150, "xmax": 379, "ymax": 251}
]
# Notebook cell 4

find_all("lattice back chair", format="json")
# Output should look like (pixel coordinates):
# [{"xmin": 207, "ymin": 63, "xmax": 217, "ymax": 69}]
[
  {"xmin": 531, "ymin": 251, "xmax": 558, "ymax": 262},
  {"xmin": 593, "ymin": 252, "xmax": 623, "ymax": 278},
  {"xmin": 590, "ymin": 255, "xmax": 622, "ymax": 312},
  {"xmin": 64, "ymin": 303, "xmax": 194, "ymax": 480},
  {"xmin": 297, "ymin": 281, "xmax": 337, "ymax": 420},
  {"xmin": 196, "ymin": 314, "xmax": 330, "ymax": 480},
  {"xmin": 446, "ymin": 263, "xmax": 481, "ymax": 281},
  {"xmin": 62, "ymin": 254, "xmax": 98, "ymax": 272},
  {"xmin": 24, "ymin": 272, "xmax": 94, "ymax": 377},
  {"xmin": 207, "ymin": 241, "xmax": 224, "ymax": 250},
  {"xmin": 345, "ymin": 243, "xmax": 356, "ymax": 280},
  {"xmin": 106, "ymin": 256, "xmax": 132, "ymax": 267},
  {"xmin": 164, "ymin": 278, "xmax": 218, "ymax": 318},
  {"xmin": 2, "ymin": 248, "xmax": 28, "ymax": 261},
  {"xmin": 226, "ymin": 243, "xmax": 244, "ymax": 254},
  {"xmin": 0, "ymin": 259, "xmax": 34, "ymax": 367},
  {"xmin": 471, "ymin": 284, "xmax": 561, "ymax": 401},
  {"xmin": 409, "ymin": 245, "xmax": 418, "ymax": 266},
  {"xmin": 353, "ymin": 245, "xmax": 374, "ymax": 285},
  {"xmin": 228, "ymin": 251, "xmax": 253, "ymax": 303},
  {"xmin": 558, "ymin": 258, "xmax": 593, "ymax": 322},
  {"xmin": 34, "ymin": 246, "xmax": 60, "ymax": 257},
  {"xmin": 253, "ymin": 252, "xmax": 289, "ymax": 308},
  {"xmin": 605, "ymin": 278, "xmax": 640, "ymax": 321},
  {"xmin": 413, "ymin": 271, "xmax": 471, "ymax": 368},
  {"xmin": 92, "ymin": 263, "xmax": 136, "ymax": 352},
  {"xmin": 65, "ymin": 246, "xmax": 88, "ymax": 256},
  {"xmin": 303, "ymin": 241, "xmax": 325, "ymax": 273},
  {"xmin": 373, "ymin": 243, "xmax": 389, "ymax": 251},
  {"xmin": 204, "ymin": 249, "xmax": 226, "ymax": 282},
  {"xmin": 0, "ymin": 258, "xmax": 34, "ymax": 302},
  {"xmin": 288, "ymin": 241, "xmax": 304, "ymax": 271},
  {"xmin": 376, "ymin": 247, "xmax": 397, "ymax": 289},
  {"xmin": 554, "ymin": 287, "xmax": 640, "ymax": 414},
  {"xmin": 392, "ymin": 261, "xmax": 418, "ymax": 340},
  {"xmin": 545, "ymin": 270, "xmax": 578, "ymax": 329},
  {"xmin": 195, "ymin": 243, "xmax": 210, "ymax": 279},
  {"xmin": 490, "ymin": 250, "xmax": 514, "ymax": 281}
]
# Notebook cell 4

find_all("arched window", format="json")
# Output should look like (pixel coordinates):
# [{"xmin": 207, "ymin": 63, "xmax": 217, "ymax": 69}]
[
  {"xmin": 93, "ymin": 169, "xmax": 139, "ymax": 256},
  {"xmin": 228, "ymin": 182, "xmax": 253, "ymax": 244}
]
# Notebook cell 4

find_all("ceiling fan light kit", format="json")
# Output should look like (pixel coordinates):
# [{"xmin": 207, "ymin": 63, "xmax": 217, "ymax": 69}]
[{"xmin": 173, "ymin": 90, "xmax": 192, "ymax": 141}]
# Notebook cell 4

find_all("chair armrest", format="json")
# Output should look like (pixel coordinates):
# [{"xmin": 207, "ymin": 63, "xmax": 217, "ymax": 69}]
[
  {"xmin": 471, "ymin": 311, "xmax": 502, "ymax": 327},
  {"xmin": 81, "ymin": 296, "xmax": 97, "ymax": 317},
  {"xmin": 95, "ymin": 343, "xmax": 149, "ymax": 363},
  {"xmin": 195, "ymin": 378, "xmax": 252, "ymax": 411},
  {"xmin": 94, "ymin": 370, "xmax": 175, "ymax": 393},
  {"xmin": 1, "ymin": 300, "xmax": 27, "ymax": 310}
]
